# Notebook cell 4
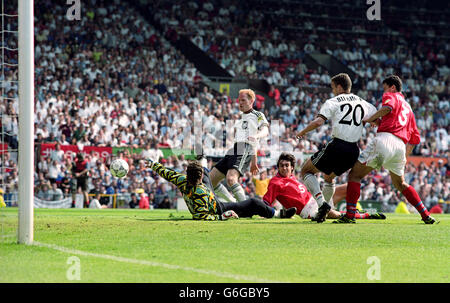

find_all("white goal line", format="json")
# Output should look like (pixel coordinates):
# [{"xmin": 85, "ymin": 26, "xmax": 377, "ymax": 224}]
[{"xmin": 33, "ymin": 241, "xmax": 285, "ymax": 283}]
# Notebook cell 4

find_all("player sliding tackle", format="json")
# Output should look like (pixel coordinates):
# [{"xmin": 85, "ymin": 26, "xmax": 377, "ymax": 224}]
[
  {"xmin": 263, "ymin": 153, "xmax": 386, "ymax": 221},
  {"xmin": 338, "ymin": 75, "xmax": 438, "ymax": 224},
  {"xmin": 145, "ymin": 158, "xmax": 297, "ymax": 221},
  {"xmin": 296, "ymin": 73, "xmax": 377, "ymax": 223}
]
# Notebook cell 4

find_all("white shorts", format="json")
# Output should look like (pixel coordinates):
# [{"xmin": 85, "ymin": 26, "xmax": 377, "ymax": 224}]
[
  {"xmin": 358, "ymin": 132, "xmax": 406, "ymax": 176},
  {"xmin": 300, "ymin": 197, "xmax": 318, "ymax": 219}
]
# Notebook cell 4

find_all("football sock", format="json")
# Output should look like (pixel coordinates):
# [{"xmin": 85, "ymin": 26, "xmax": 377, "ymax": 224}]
[
  {"xmin": 274, "ymin": 208, "xmax": 280, "ymax": 218},
  {"xmin": 322, "ymin": 181, "xmax": 335, "ymax": 206},
  {"xmin": 271, "ymin": 200, "xmax": 283, "ymax": 210},
  {"xmin": 214, "ymin": 183, "xmax": 237, "ymax": 203},
  {"xmin": 340, "ymin": 211, "xmax": 370, "ymax": 219},
  {"xmin": 346, "ymin": 181, "xmax": 361, "ymax": 219},
  {"xmin": 302, "ymin": 173, "xmax": 325, "ymax": 207},
  {"xmin": 402, "ymin": 185, "xmax": 430, "ymax": 220},
  {"xmin": 230, "ymin": 183, "xmax": 247, "ymax": 202},
  {"xmin": 355, "ymin": 212, "xmax": 370, "ymax": 219}
]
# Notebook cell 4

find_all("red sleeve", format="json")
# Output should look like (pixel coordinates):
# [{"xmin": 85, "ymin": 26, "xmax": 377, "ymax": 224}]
[
  {"xmin": 408, "ymin": 113, "xmax": 421, "ymax": 145},
  {"xmin": 381, "ymin": 92, "xmax": 395, "ymax": 110},
  {"xmin": 263, "ymin": 179, "xmax": 278, "ymax": 205}
]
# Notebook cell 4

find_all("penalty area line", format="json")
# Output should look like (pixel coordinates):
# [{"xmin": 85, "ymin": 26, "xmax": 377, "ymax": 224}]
[{"xmin": 33, "ymin": 241, "xmax": 284, "ymax": 283}]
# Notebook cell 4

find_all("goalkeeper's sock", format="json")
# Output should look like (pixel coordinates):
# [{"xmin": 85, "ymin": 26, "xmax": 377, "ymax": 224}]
[
  {"xmin": 214, "ymin": 183, "xmax": 236, "ymax": 203},
  {"xmin": 322, "ymin": 181, "xmax": 335, "ymax": 206},
  {"xmin": 402, "ymin": 185, "xmax": 430, "ymax": 220},
  {"xmin": 345, "ymin": 181, "xmax": 360, "ymax": 219},
  {"xmin": 230, "ymin": 183, "xmax": 247, "ymax": 202},
  {"xmin": 302, "ymin": 174, "xmax": 326, "ymax": 207}
]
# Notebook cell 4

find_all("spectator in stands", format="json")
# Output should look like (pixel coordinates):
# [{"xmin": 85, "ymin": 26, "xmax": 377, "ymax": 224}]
[
  {"xmin": 48, "ymin": 182, "xmax": 64, "ymax": 201},
  {"xmin": 268, "ymin": 85, "xmax": 281, "ymax": 106},
  {"xmin": 429, "ymin": 199, "xmax": 444, "ymax": 214},
  {"xmin": 89, "ymin": 193, "xmax": 104, "ymax": 209},
  {"xmin": 138, "ymin": 190, "xmax": 150, "ymax": 209},
  {"xmin": 37, "ymin": 182, "xmax": 52, "ymax": 201},
  {"xmin": 158, "ymin": 196, "xmax": 172, "ymax": 209},
  {"xmin": 128, "ymin": 193, "xmax": 138, "ymax": 209},
  {"xmin": 252, "ymin": 169, "xmax": 270, "ymax": 198}
]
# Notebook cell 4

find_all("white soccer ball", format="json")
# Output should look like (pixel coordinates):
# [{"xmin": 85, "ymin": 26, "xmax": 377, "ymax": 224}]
[{"xmin": 110, "ymin": 159, "xmax": 129, "ymax": 178}]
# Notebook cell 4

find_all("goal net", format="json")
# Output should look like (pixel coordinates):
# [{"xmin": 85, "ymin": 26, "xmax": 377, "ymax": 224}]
[
  {"xmin": 1, "ymin": 0, "xmax": 34, "ymax": 245},
  {"xmin": 0, "ymin": 0, "xmax": 19, "ymax": 244}
]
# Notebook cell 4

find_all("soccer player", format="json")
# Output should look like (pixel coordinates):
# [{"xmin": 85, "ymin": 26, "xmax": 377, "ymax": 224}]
[
  {"xmin": 263, "ymin": 153, "xmax": 385, "ymax": 220},
  {"xmin": 73, "ymin": 153, "xmax": 90, "ymax": 207},
  {"xmin": 295, "ymin": 73, "xmax": 377, "ymax": 222},
  {"xmin": 337, "ymin": 75, "xmax": 438, "ymax": 224},
  {"xmin": 208, "ymin": 89, "xmax": 270, "ymax": 203},
  {"xmin": 145, "ymin": 158, "xmax": 297, "ymax": 221}
]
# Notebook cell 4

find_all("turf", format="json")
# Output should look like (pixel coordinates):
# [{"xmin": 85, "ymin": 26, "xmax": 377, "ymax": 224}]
[{"xmin": 1, "ymin": 208, "xmax": 448, "ymax": 283}]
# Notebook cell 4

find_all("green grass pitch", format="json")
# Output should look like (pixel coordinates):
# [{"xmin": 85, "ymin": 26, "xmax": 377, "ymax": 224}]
[{"xmin": 1, "ymin": 208, "xmax": 448, "ymax": 283}]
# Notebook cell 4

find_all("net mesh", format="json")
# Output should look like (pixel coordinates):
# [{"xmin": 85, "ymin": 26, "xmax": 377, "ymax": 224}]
[{"xmin": 0, "ymin": 0, "xmax": 18, "ymax": 243}]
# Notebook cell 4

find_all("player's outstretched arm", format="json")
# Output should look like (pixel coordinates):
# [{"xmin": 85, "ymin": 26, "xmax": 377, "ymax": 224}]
[
  {"xmin": 296, "ymin": 116, "xmax": 325, "ymax": 139},
  {"xmin": 146, "ymin": 159, "xmax": 188, "ymax": 192},
  {"xmin": 363, "ymin": 106, "xmax": 391, "ymax": 123}
]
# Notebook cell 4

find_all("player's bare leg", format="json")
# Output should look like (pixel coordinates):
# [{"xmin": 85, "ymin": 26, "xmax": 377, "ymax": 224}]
[
  {"xmin": 226, "ymin": 168, "xmax": 246, "ymax": 202},
  {"xmin": 347, "ymin": 161, "xmax": 373, "ymax": 183},
  {"xmin": 209, "ymin": 167, "xmax": 225, "ymax": 188},
  {"xmin": 300, "ymin": 158, "xmax": 330, "ymax": 222},
  {"xmin": 389, "ymin": 171, "xmax": 438, "ymax": 224},
  {"xmin": 332, "ymin": 184, "xmax": 347, "ymax": 205}
]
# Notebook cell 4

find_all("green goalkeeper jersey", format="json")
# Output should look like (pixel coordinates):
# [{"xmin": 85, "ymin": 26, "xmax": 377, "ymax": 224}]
[{"xmin": 152, "ymin": 162, "xmax": 220, "ymax": 221}]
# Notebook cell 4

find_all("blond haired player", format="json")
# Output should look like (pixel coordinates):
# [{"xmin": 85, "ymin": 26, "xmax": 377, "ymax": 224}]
[{"xmin": 208, "ymin": 89, "xmax": 270, "ymax": 202}]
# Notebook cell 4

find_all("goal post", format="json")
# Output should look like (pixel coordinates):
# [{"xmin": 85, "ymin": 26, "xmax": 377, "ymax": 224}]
[{"xmin": 17, "ymin": 0, "xmax": 34, "ymax": 245}]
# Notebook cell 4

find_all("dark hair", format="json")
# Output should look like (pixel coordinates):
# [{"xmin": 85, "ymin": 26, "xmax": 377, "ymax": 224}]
[
  {"xmin": 331, "ymin": 73, "xmax": 352, "ymax": 92},
  {"xmin": 186, "ymin": 161, "xmax": 203, "ymax": 187},
  {"xmin": 382, "ymin": 75, "xmax": 402, "ymax": 92},
  {"xmin": 277, "ymin": 153, "xmax": 296, "ymax": 171}
]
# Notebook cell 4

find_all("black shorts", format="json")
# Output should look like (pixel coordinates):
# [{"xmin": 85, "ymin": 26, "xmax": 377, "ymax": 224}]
[
  {"xmin": 76, "ymin": 177, "xmax": 88, "ymax": 191},
  {"xmin": 310, "ymin": 138, "xmax": 359, "ymax": 176},
  {"xmin": 214, "ymin": 142, "xmax": 254, "ymax": 176}
]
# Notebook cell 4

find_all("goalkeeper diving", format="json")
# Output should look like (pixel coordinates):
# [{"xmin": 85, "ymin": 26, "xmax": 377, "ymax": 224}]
[{"xmin": 145, "ymin": 157, "xmax": 297, "ymax": 221}]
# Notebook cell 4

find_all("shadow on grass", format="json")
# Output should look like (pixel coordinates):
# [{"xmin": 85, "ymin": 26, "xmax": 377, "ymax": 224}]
[
  {"xmin": 132, "ymin": 217, "xmax": 308, "ymax": 224},
  {"xmin": 131, "ymin": 216, "xmax": 193, "ymax": 222}
]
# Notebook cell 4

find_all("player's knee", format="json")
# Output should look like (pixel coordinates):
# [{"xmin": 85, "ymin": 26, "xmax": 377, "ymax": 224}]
[
  {"xmin": 394, "ymin": 180, "xmax": 409, "ymax": 192},
  {"xmin": 348, "ymin": 169, "xmax": 363, "ymax": 182}
]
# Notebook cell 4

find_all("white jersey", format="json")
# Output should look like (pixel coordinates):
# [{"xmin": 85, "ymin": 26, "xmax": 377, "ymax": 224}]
[
  {"xmin": 319, "ymin": 93, "xmax": 377, "ymax": 143},
  {"xmin": 234, "ymin": 109, "xmax": 269, "ymax": 146}
]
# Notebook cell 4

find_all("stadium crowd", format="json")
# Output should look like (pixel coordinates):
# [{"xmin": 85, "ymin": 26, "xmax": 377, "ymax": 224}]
[{"xmin": 0, "ymin": 0, "xmax": 448, "ymax": 212}]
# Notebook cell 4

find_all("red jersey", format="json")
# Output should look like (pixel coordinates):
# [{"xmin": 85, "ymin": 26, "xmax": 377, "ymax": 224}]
[
  {"xmin": 377, "ymin": 92, "xmax": 420, "ymax": 145},
  {"xmin": 74, "ymin": 159, "xmax": 88, "ymax": 174},
  {"xmin": 263, "ymin": 173, "xmax": 312, "ymax": 215}
]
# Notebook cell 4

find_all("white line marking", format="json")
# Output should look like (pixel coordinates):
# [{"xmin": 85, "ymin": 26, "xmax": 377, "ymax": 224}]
[
  {"xmin": 33, "ymin": 241, "xmax": 284, "ymax": 283},
  {"xmin": 0, "ymin": 234, "xmax": 15, "ymax": 239}
]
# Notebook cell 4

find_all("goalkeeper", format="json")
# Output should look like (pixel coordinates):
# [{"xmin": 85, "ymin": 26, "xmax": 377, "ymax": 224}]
[{"xmin": 146, "ymin": 158, "xmax": 297, "ymax": 221}]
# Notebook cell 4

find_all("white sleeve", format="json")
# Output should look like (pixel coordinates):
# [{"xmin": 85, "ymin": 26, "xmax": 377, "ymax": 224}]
[
  {"xmin": 257, "ymin": 112, "xmax": 269, "ymax": 130},
  {"xmin": 364, "ymin": 102, "xmax": 378, "ymax": 118},
  {"xmin": 318, "ymin": 100, "xmax": 335, "ymax": 121}
]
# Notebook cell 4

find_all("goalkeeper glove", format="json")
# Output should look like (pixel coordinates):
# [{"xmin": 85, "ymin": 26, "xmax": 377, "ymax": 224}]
[{"xmin": 146, "ymin": 158, "xmax": 155, "ymax": 169}]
